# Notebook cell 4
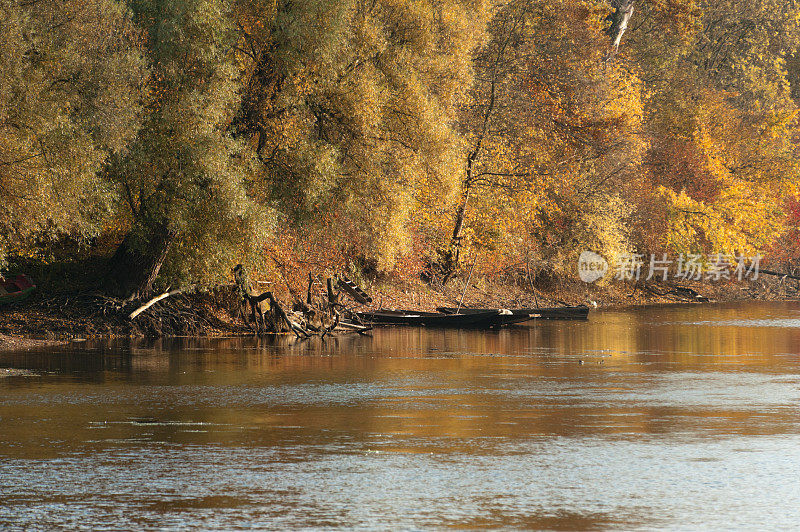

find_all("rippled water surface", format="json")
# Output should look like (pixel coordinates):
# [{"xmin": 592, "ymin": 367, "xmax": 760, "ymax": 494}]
[{"xmin": 2, "ymin": 301, "xmax": 800, "ymax": 530}]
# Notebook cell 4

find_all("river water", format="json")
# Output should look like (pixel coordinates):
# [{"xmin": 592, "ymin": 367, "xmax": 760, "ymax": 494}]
[{"xmin": 1, "ymin": 301, "xmax": 799, "ymax": 530}]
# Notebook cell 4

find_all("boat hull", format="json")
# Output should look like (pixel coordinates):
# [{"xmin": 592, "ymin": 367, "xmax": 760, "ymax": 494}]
[
  {"xmin": 357, "ymin": 310, "xmax": 532, "ymax": 328},
  {"xmin": 0, "ymin": 275, "xmax": 36, "ymax": 306},
  {"xmin": 437, "ymin": 306, "xmax": 590, "ymax": 320}
]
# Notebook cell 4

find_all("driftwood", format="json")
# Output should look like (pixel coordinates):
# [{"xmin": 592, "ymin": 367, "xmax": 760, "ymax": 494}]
[
  {"xmin": 306, "ymin": 272, "xmax": 315, "ymax": 306},
  {"xmin": 233, "ymin": 264, "xmax": 269, "ymax": 333},
  {"xmin": 231, "ymin": 264, "xmax": 367, "ymax": 337},
  {"xmin": 316, "ymin": 274, "xmax": 374, "ymax": 335},
  {"xmin": 641, "ymin": 283, "xmax": 672, "ymax": 297},
  {"xmin": 337, "ymin": 276, "xmax": 372, "ymax": 304},
  {"xmin": 129, "ymin": 285, "xmax": 196, "ymax": 319},
  {"xmin": 672, "ymin": 286, "xmax": 710, "ymax": 302},
  {"xmin": 336, "ymin": 320, "xmax": 372, "ymax": 334},
  {"xmin": 235, "ymin": 265, "xmax": 308, "ymax": 335},
  {"xmin": 277, "ymin": 300, "xmax": 312, "ymax": 338},
  {"xmin": 327, "ymin": 278, "xmax": 339, "ymax": 308},
  {"xmin": 640, "ymin": 282, "xmax": 709, "ymax": 302}
]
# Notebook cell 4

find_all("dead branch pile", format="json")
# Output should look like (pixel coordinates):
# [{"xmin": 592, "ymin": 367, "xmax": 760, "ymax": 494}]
[
  {"xmin": 126, "ymin": 287, "xmax": 241, "ymax": 336},
  {"xmin": 230, "ymin": 265, "xmax": 370, "ymax": 337},
  {"xmin": 2, "ymin": 265, "xmax": 372, "ymax": 339}
]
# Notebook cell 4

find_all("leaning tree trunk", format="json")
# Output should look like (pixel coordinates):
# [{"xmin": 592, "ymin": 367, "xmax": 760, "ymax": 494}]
[
  {"xmin": 606, "ymin": 0, "xmax": 635, "ymax": 51},
  {"xmin": 443, "ymin": 152, "xmax": 477, "ymax": 281},
  {"xmin": 441, "ymin": 15, "xmax": 516, "ymax": 282},
  {"xmin": 105, "ymin": 223, "xmax": 178, "ymax": 300}
]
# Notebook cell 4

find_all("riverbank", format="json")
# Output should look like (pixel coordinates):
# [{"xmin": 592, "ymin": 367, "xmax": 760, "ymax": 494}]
[
  {"xmin": 0, "ymin": 272, "xmax": 797, "ymax": 347},
  {"xmin": 0, "ymin": 287, "xmax": 242, "ymax": 345},
  {"xmin": 0, "ymin": 334, "xmax": 69, "ymax": 353},
  {"xmin": 365, "ymin": 272, "xmax": 799, "ymax": 312}
]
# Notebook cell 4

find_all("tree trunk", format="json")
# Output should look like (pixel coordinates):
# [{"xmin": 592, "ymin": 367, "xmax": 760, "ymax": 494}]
[
  {"xmin": 441, "ymin": 16, "xmax": 515, "ymax": 282},
  {"xmin": 607, "ymin": 0, "xmax": 635, "ymax": 51},
  {"xmin": 443, "ymin": 153, "xmax": 476, "ymax": 280},
  {"xmin": 105, "ymin": 223, "xmax": 178, "ymax": 299}
]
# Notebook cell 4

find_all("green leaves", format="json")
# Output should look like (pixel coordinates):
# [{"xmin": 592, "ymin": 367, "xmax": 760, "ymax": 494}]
[
  {"xmin": 0, "ymin": 0, "xmax": 148, "ymax": 265},
  {"xmin": 236, "ymin": 0, "xmax": 490, "ymax": 269}
]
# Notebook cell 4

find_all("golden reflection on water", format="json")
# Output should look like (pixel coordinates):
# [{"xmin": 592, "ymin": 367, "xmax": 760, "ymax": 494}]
[
  {"xmin": 1, "ymin": 302, "xmax": 800, "ymax": 529},
  {"xmin": 1, "ymin": 302, "xmax": 799, "ymax": 450},
  {"xmin": 131, "ymin": 301, "xmax": 800, "ymax": 373}
]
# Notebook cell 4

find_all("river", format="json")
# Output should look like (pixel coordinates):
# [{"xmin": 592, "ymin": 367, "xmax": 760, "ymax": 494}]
[{"xmin": 1, "ymin": 301, "xmax": 799, "ymax": 529}]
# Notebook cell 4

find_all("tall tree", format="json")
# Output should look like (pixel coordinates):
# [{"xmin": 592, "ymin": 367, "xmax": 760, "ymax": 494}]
[
  {"xmin": 0, "ymin": 0, "xmax": 147, "ymax": 268},
  {"xmin": 443, "ymin": 0, "xmax": 645, "ymax": 277},
  {"xmin": 606, "ymin": 0, "xmax": 635, "ymax": 51},
  {"xmin": 233, "ymin": 0, "xmax": 491, "ymax": 271},
  {"xmin": 629, "ymin": 0, "xmax": 800, "ymax": 256},
  {"xmin": 105, "ymin": 0, "xmax": 268, "ymax": 297}
]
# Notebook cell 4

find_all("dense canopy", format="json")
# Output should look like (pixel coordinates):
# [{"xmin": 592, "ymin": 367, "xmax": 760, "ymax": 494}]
[{"xmin": 2, "ymin": 0, "xmax": 799, "ymax": 294}]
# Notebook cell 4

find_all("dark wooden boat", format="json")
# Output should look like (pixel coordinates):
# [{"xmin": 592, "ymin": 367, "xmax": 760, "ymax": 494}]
[
  {"xmin": 437, "ymin": 305, "xmax": 590, "ymax": 320},
  {"xmin": 0, "ymin": 274, "xmax": 36, "ymax": 306},
  {"xmin": 356, "ymin": 309, "xmax": 533, "ymax": 328}
]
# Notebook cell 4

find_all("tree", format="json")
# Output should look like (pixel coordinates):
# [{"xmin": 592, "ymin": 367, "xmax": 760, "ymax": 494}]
[
  {"xmin": 0, "ymin": 0, "xmax": 147, "ymax": 269},
  {"xmin": 443, "ymin": 0, "xmax": 645, "ymax": 277},
  {"xmin": 104, "ymin": 0, "xmax": 270, "ymax": 298},
  {"xmin": 630, "ymin": 0, "xmax": 800, "ymax": 257},
  {"xmin": 606, "ymin": 0, "xmax": 635, "ymax": 52},
  {"xmin": 233, "ymin": 0, "xmax": 491, "ymax": 272}
]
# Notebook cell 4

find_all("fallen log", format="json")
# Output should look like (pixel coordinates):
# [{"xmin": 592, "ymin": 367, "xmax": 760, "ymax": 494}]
[
  {"xmin": 129, "ymin": 285, "xmax": 196, "ymax": 320},
  {"xmin": 320, "ymin": 310, "xmax": 340, "ymax": 339},
  {"xmin": 233, "ymin": 264, "xmax": 270, "ymax": 333},
  {"xmin": 671, "ymin": 286, "xmax": 710, "ymax": 302},
  {"xmin": 265, "ymin": 294, "xmax": 310, "ymax": 337},
  {"xmin": 336, "ymin": 321, "xmax": 373, "ymax": 334}
]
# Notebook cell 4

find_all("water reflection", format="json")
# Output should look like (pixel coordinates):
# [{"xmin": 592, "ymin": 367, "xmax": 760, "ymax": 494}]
[{"xmin": 1, "ymin": 301, "xmax": 800, "ymax": 529}]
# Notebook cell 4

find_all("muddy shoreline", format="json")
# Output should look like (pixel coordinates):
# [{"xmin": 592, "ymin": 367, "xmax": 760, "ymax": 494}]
[
  {"xmin": 0, "ymin": 334, "xmax": 70, "ymax": 353},
  {"xmin": 1, "ymin": 274, "xmax": 797, "ymax": 350}
]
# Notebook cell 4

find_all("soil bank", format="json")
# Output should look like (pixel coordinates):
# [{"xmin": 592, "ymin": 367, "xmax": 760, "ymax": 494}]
[{"xmin": 1, "ymin": 273, "xmax": 797, "ymax": 348}]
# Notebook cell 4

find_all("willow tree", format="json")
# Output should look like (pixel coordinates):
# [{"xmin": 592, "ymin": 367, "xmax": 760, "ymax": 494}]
[
  {"xmin": 233, "ymin": 0, "xmax": 491, "ymax": 271},
  {"xmin": 0, "ymin": 0, "xmax": 147, "ymax": 268},
  {"xmin": 104, "ymin": 0, "xmax": 269, "ymax": 297}
]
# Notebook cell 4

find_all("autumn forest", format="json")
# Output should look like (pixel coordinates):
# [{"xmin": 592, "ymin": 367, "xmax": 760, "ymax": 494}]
[{"xmin": 2, "ymin": 0, "xmax": 800, "ymax": 298}]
